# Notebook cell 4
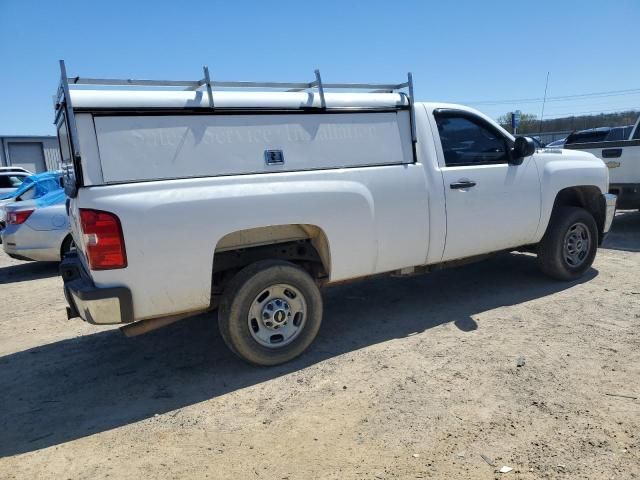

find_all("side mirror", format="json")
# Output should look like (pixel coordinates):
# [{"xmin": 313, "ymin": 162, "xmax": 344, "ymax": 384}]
[{"xmin": 510, "ymin": 136, "xmax": 536, "ymax": 165}]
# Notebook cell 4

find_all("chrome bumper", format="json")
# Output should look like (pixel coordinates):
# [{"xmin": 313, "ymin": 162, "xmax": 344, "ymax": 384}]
[{"xmin": 602, "ymin": 193, "xmax": 617, "ymax": 234}]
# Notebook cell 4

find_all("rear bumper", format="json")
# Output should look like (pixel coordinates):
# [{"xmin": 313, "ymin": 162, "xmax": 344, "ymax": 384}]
[
  {"xmin": 61, "ymin": 252, "xmax": 133, "ymax": 325},
  {"xmin": 609, "ymin": 183, "xmax": 640, "ymax": 210},
  {"xmin": 602, "ymin": 193, "xmax": 617, "ymax": 234}
]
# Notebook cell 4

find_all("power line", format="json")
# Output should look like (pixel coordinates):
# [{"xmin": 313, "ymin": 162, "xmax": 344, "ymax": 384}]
[
  {"xmin": 460, "ymin": 88, "xmax": 640, "ymax": 106},
  {"xmin": 538, "ymin": 106, "xmax": 640, "ymax": 119},
  {"xmin": 541, "ymin": 97, "xmax": 640, "ymax": 110}
]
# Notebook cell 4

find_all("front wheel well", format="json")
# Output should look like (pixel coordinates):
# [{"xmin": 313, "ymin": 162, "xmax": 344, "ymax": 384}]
[{"xmin": 550, "ymin": 186, "xmax": 606, "ymax": 242}]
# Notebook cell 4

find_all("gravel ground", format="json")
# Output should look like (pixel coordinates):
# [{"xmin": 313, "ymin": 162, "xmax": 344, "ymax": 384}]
[{"xmin": 0, "ymin": 211, "xmax": 638, "ymax": 479}]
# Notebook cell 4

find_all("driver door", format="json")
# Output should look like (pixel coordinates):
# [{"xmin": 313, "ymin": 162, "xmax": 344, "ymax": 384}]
[{"xmin": 433, "ymin": 109, "xmax": 541, "ymax": 262}]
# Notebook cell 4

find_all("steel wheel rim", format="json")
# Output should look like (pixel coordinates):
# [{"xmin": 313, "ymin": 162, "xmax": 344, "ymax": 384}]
[
  {"xmin": 247, "ymin": 283, "xmax": 307, "ymax": 348},
  {"xmin": 563, "ymin": 222, "xmax": 591, "ymax": 267}
]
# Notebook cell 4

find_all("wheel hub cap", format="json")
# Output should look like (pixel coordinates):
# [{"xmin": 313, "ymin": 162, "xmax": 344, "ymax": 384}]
[
  {"xmin": 563, "ymin": 222, "xmax": 591, "ymax": 267},
  {"xmin": 261, "ymin": 298, "xmax": 290, "ymax": 329},
  {"xmin": 248, "ymin": 284, "xmax": 307, "ymax": 348}
]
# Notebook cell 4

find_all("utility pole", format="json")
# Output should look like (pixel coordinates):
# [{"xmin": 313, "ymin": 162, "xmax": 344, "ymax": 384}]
[{"xmin": 538, "ymin": 72, "xmax": 550, "ymax": 136}]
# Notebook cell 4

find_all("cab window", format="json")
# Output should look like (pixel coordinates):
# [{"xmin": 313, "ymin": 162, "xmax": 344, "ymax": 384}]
[{"xmin": 434, "ymin": 113, "xmax": 510, "ymax": 166}]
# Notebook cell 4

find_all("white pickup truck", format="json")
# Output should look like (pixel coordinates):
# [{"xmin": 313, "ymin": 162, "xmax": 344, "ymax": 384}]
[
  {"xmin": 564, "ymin": 116, "xmax": 640, "ymax": 210},
  {"xmin": 55, "ymin": 62, "xmax": 616, "ymax": 365}
]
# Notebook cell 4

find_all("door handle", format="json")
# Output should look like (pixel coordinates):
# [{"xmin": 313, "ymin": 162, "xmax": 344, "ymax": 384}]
[
  {"xmin": 450, "ymin": 180, "xmax": 477, "ymax": 189},
  {"xmin": 602, "ymin": 148, "xmax": 622, "ymax": 158}
]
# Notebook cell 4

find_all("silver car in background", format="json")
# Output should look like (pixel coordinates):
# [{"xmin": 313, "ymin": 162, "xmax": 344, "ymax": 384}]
[{"xmin": 1, "ymin": 190, "xmax": 74, "ymax": 262}]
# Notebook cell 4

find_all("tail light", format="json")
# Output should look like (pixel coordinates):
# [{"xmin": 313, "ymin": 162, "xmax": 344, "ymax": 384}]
[
  {"xmin": 79, "ymin": 209, "xmax": 127, "ymax": 270},
  {"xmin": 7, "ymin": 209, "xmax": 34, "ymax": 225}
]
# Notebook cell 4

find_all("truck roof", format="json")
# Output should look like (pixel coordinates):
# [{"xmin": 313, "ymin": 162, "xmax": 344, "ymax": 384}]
[{"xmin": 68, "ymin": 90, "xmax": 410, "ymax": 111}]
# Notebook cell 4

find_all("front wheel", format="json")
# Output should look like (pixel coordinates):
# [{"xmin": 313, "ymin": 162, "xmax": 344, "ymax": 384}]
[
  {"xmin": 537, "ymin": 206, "xmax": 598, "ymax": 281},
  {"xmin": 218, "ymin": 260, "xmax": 323, "ymax": 366}
]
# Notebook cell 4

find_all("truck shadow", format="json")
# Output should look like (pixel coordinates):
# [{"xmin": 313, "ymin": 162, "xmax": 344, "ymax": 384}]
[
  {"xmin": 0, "ymin": 253, "xmax": 596, "ymax": 457},
  {"xmin": 0, "ymin": 260, "xmax": 59, "ymax": 285},
  {"xmin": 601, "ymin": 211, "xmax": 640, "ymax": 252}
]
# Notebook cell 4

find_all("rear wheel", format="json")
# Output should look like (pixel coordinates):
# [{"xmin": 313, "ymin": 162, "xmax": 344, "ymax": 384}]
[
  {"xmin": 537, "ymin": 206, "xmax": 598, "ymax": 281},
  {"xmin": 218, "ymin": 260, "xmax": 323, "ymax": 366}
]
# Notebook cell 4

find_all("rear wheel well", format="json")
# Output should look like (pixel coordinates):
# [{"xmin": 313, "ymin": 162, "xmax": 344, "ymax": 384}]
[
  {"xmin": 210, "ymin": 225, "xmax": 330, "ymax": 304},
  {"xmin": 551, "ymin": 186, "xmax": 605, "ymax": 242},
  {"xmin": 60, "ymin": 234, "xmax": 74, "ymax": 261}
]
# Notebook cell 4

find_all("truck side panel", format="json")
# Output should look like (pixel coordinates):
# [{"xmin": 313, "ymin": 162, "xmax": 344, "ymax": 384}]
[
  {"xmin": 92, "ymin": 112, "xmax": 413, "ymax": 183},
  {"xmin": 74, "ymin": 164, "xmax": 429, "ymax": 321},
  {"xmin": 564, "ymin": 140, "xmax": 640, "ymax": 185}
]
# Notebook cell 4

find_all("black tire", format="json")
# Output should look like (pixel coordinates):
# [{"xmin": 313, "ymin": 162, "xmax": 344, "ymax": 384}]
[
  {"xmin": 537, "ymin": 206, "xmax": 598, "ymax": 281},
  {"xmin": 60, "ymin": 235, "xmax": 75, "ymax": 261},
  {"xmin": 218, "ymin": 260, "xmax": 323, "ymax": 366}
]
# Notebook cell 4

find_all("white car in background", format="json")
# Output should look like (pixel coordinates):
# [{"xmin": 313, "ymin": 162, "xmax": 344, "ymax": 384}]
[
  {"xmin": 1, "ymin": 189, "xmax": 74, "ymax": 262},
  {"xmin": 0, "ymin": 167, "xmax": 32, "ymax": 196}
]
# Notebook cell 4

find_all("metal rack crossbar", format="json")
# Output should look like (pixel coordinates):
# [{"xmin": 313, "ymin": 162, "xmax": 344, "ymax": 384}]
[
  {"xmin": 66, "ymin": 77, "xmax": 412, "ymax": 91},
  {"xmin": 57, "ymin": 60, "xmax": 413, "ymax": 109},
  {"xmin": 54, "ymin": 60, "xmax": 417, "ymax": 177}
]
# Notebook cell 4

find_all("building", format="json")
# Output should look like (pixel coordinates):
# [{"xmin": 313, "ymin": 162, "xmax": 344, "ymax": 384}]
[{"xmin": 0, "ymin": 136, "xmax": 61, "ymax": 173}]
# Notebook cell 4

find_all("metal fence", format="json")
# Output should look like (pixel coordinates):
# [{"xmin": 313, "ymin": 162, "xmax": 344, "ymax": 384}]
[{"xmin": 518, "ymin": 131, "xmax": 572, "ymax": 144}]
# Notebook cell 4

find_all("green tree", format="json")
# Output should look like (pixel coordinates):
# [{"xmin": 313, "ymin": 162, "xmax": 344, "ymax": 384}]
[{"xmin": 497, "ymin": 112, "xmax": 539, "ymax": 134}]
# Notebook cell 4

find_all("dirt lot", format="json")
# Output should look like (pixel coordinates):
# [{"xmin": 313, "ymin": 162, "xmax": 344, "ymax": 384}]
[{"xmin": 0, "ymin": 212, "xmax": 638, "ymax": 479}]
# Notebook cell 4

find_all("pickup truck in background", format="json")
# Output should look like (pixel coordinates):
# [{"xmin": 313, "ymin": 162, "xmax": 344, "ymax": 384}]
[
  {"xmin": 55, "ymin": 62, "xmax": 616, "ymax": 365},
  {"xmin": 564, "ymin": 116, "xmax": 640, "ymax": 209}
]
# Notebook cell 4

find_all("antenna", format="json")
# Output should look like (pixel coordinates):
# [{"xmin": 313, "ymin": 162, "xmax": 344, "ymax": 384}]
[{"xmin": 538, "ymin": 71, "xmax": 550, "ymax": 137}]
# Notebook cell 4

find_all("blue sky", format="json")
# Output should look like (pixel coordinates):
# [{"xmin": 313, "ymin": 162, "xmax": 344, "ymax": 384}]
[{"xmin": 1, "ymin": 0, "xmax": 639, "ymax": 135}]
